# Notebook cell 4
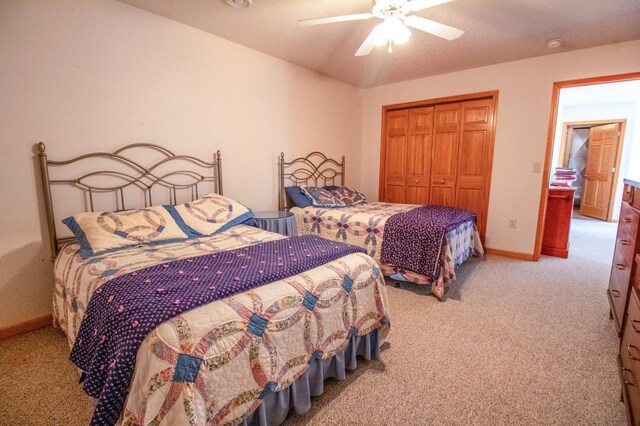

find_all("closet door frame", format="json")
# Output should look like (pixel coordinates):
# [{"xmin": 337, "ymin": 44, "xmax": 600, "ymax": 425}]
[{"xmin": 378, "ymin": 90, "xmax": 499, "ymax": 241}]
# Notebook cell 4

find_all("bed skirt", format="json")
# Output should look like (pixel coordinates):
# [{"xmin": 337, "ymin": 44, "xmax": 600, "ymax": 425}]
[{"xmin": 240, "ymin": 328, "xmax": 382, "ymax": 426}]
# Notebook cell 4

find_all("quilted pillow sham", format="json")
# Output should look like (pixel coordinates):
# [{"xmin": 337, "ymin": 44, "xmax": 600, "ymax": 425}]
[
  {"xmin": 166, "ymin": 193, "xmax": 254, "ymax": 236},
  {"xmin": 285, "ymin": 186, "xmax": 313, "ymax": 208},
  {"xmin": 63, "ymin": 206, "xmax": 194, "ymax": 258},
  {"xmin": 331, "ymin": 186, "xmax": 366, "ymax": 206},
  {"xmin": 300, "ymin": 186, "xmax": 344, "ymax": 208}
]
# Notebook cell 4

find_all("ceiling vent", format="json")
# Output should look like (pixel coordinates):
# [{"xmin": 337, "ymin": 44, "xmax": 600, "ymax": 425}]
[{"xmin": 227, "ymin": 0, "xmax": 252, "ymax": 8}]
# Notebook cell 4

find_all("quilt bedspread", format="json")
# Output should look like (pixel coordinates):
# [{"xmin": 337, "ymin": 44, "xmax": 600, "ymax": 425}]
[
  {"xmin": 290, "ymin": 202, "xmax": 415, "ymax": 262},
  {"xmin": 290, "ymin": 203, "xmax": 483, "ymax": 299},
  {"xmin": 53, "ymin": 225, "xmax": 390, "ymax": 425}
]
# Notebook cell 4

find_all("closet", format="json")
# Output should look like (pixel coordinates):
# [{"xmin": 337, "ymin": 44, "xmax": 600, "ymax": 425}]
[{"xmin": 379, "ymin": 92, "xmax": 498, "ymax": 243}]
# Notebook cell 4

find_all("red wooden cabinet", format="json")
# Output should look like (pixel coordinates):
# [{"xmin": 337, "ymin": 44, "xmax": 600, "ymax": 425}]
[{"xmin": 541, "ymin": 187, "xmax": 576, "ymax": 258}]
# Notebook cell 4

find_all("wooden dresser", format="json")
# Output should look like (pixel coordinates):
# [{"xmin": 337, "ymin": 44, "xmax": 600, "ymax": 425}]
[
  {"xmin": 609, "ymin": 179, "xmax": 640, "ymax": 335},
  {"xmin": 610, "ymin": 179, "xmax": 640, "ymax": 424},
  {"xmin": 541, "ymin": 186, "xmax": 576, "ymax": 258}
]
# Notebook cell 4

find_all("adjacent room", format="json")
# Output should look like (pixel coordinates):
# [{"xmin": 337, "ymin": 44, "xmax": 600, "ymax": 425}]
[
  {"xmin": 1, "ymin": 1, "xmax": 640, "ymax": 425},
  {"xmin": 542, "ymin": 79, "xmax": 640, "ymax": 260}
]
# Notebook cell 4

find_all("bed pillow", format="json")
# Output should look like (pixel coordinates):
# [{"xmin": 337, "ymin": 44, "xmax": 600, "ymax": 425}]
[
  {"xmin": 166, "ymin": 193, "xmax": 254, "ymax": 237},
  {"xmin": 300, "ymin": 185, "xmax": 345, "ymax": 208},
  {"xmin": 331, "ymin": 186, "xmax": 366, "ymax": 206},
  {"xmin": 285, "ymin": 186, "xmax": 313, "ymax": 208},
  {"xmin": 62, "ymin": 206, "xmax": 194, "ymax": 258}
]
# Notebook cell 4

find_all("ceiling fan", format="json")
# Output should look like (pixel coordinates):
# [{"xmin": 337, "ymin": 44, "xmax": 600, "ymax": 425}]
[{"xmin": 298, "ymin": 0, "xmax": 464, "ymax": 56}]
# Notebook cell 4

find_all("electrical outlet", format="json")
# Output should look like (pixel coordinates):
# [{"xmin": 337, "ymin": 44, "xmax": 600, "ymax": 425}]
[
  {"xmin": 508, "ymin": 219, "xmax": 517, "ymax": 229},
  {"xmin": 532, "ymin": 162, "xmax": 542, "ymax": 173}
]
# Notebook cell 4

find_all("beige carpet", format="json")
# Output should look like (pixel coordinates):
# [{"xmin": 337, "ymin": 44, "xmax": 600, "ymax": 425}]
[{"xmin": 0, "ymin": 214, "xmax": 626, "ymax": 425}]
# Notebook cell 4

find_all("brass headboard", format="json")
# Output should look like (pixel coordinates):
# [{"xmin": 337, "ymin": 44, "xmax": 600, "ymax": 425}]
[
  {"xmin": 278, "ymin": 151, "xmax": 345, "ymax": 210},
  {"xmin": 37, "ymin": 142, "xmax": 223, "ymax": 258}
]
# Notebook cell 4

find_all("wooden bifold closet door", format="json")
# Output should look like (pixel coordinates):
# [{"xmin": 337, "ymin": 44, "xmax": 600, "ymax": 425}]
[
  {"xmin": 379, "ymin": 94, "xmax": 497, "ymax": 243},
  {"xmin": 431, "ymin": 103, "xmax": 460, "ymax": 207},
  {"xmin": 405, "ymin": 107, "xmax": 434, "ymax": 205},
  {"xmin": 382, "ymin": 107, "xmax": 434, "ymax": 204}
]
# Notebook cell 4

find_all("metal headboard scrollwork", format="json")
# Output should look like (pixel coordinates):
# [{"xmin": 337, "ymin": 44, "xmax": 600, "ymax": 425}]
[
  {"xmin": 278, "ymin": 151, "xmax": 345, "ymax": 210},
  {"xmin": 37, "ymin": 142, "xmax": 223, "ymax": 259}
]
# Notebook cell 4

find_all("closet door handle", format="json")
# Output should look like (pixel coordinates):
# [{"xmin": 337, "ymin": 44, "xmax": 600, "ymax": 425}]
[
  {"xmin": 616, "ymin": 263, "xmax": 626, "ymax": 270},
  {"xmin": 611, "ymin": 289, "xmax": 621, "ymax": 297},
  {"xmin": 440, "ymin": 178, "xmax": 445, "ymax": 184},
  {"xmin": 620, "ymin": 239, "xmax": 629, "ymax": 246},
  {"xmin": 415, "ymin": 179, "xmax": 420, "ymax": 183},
  {"xmin": 624, "ymin": 217, "xmax": 632, "ymax": 223},
  {"xmin": 632, "ymin": 319, "xmax": 640, "ymax": 333}
]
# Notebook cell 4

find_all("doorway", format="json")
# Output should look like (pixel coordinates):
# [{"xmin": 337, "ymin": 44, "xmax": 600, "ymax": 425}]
[
  {"xmin": 534, "ymin": 72, "xmax": 640, "ymax": 259},
  {"xmin": 557, "ymin": 120, "xmax": 627, "ymax": 221}
]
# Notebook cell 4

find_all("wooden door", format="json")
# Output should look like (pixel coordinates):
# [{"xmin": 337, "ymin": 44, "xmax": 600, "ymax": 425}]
[
  {"xmin": 431, "ymin": 103, "xmax": 461, "ymax": 206},
  {"xmin": 404, "ymin": 107, "xmax": 434, "ymax": 205},
  {"xmin": 456, "ymin": 99, "xmax": 493, "ymax": 240},
  {"xmin": 382, "ymin": 109, "xmax": 409, "ymax": 203},
  {"xmin": 580, "ymin": 123, "xmax": 621, "ymax": 220},
  {"xmin": 379, "ymin": 91, "xmax": 498, "ymax": 247}
]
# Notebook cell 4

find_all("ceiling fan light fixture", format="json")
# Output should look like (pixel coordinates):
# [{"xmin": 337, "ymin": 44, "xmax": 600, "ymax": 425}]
[
  {"xmin": 371, "ymin": 23, "xmax": 388, "ymax": 46},
  {"xmin": 298, "ymin": 0, "xmax": 463, "ymax": 56},
  {"xmin": 373, "ymin": 17, "xmax": 412, "ymax": 46}
]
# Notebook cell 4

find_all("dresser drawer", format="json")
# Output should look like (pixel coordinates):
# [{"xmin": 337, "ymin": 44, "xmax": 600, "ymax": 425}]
[
  {"xmin": 619, "ymin": 202, "xmax": 640, "ymax": 241},
  {"xmin": 636, "ymin": 254, "xmax": 640, "ymax": 293},
  {"xmin": 634, "ymin": 186, "xmax": 640, "ymax": 210},
  {"xmin": 611, "ymin": 247, "xmax": 633, "ymax": 292},
  {"xmin": 624, "ymin": 184, "xmax": 635, "ymax": 203},
  {"xmin": 620, "ymin": 347, "xmax": 640, "ymax": 426},
  {"xmin": 616, "ymin": 233, "xmax": 637, "ymax": 263},
  {"xmin": 623, "ymin": 183, "xmax": 640, "ymax": 209},
  {"xmin": 610, "ymin": 248, "xmax": 634, "ymax": 331},
  {"xmin": 618, "ymin": 354, "xmax": 635, "ymax": 426},
  {"xmin": 610, "ymin": 286, "xmax": 626, "ymax": 332},
  {"xmin": 624, "ymin": 290, "xmax": 640, "ymax": 381}
]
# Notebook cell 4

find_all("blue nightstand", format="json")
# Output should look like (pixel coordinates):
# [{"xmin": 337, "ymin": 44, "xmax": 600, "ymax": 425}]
[{"xmin": 252, "ymin": 211, "xmax": 298, "ymax": 237}]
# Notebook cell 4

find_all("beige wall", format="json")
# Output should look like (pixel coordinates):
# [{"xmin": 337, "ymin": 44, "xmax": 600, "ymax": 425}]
[
  {"xmin": 361, "ymin": 40, "xmax": 640, "ymax": 254},
  {"xmin": 0, "ymin": 0, "xmax": 362, "ymax": 328}
]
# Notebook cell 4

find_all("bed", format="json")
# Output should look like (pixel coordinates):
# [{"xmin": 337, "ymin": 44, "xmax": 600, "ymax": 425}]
[
  {"xmin": 38, "ymin": 143, "xmax": 390, "ymax": 425},
  {"xmin": 278, "ymin": 151, "xmax": 484, "ymax": 300}
]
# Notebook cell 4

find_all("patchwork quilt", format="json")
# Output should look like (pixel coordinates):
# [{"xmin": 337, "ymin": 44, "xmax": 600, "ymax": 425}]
[
  {"xmin": 53, "ymin": 225, "xmax": 390, "ymax": 425},
  {"xmin": 290, "ymin": 202, "xmax": 484, "ymax": 299}
]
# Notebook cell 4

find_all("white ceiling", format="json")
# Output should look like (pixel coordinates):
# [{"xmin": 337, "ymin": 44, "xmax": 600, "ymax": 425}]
[{"xmin": 118, "ymin": 0, "xmax": 640, "ymax": 88}]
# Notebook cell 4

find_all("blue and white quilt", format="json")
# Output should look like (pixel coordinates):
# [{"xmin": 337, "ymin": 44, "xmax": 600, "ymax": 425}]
[{"xmin": 53, "ymin": 225, "xmax": 390, "ymax": 425}]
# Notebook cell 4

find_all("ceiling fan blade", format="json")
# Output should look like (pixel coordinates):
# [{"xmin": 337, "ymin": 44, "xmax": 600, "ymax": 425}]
[
  {"xmin": 403, "ymin": 15, "xmax": 464, "ymax": 40},
  {"xmin": 407, "ymin": 0, "xmax": 454, "ymax": 12},
  {"xmin": 355, "ymin": 28, "xmax": 379, "ymax": 57},
  {"xmin": 298, "ymin": 13, "xmax": 374, "ymax": 26}
]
